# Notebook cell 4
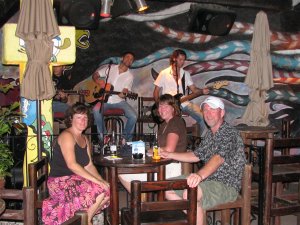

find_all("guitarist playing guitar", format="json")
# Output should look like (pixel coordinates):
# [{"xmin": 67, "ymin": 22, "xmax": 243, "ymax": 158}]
[
  {"xmin": 153, "ymin": 49, "xmax": 209, "ymax": 137},
  {"xmin": 92, "ymin": 52, "xmax": 138, "ymax": 143},
  {"xmin": 52, "ymin": 65, "xmax": 73, "ymax": 114}
]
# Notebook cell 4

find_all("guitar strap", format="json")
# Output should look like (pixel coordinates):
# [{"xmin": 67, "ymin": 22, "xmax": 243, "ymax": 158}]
[{"xmin": 182, "ymin": 72, "xmax": 185, "ymax": 95}]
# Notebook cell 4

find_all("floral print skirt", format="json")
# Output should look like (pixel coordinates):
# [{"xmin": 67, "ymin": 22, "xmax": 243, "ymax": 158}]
[{"xmin": 42, "ymin": 175, "xmax": 110, "ymax": 225}]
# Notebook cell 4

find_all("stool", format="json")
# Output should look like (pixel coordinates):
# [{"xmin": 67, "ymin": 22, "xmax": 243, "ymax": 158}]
[{"xmin": 104, "ymin": 108, "xmax": 124, "ymax": 135}]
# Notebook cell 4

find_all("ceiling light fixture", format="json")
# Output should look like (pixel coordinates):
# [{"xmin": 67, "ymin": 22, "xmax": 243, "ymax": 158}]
[
  {"xmin": 134, "ymin": 0, "xmax": 149, "ymax": 12},
  {"xmin": 100, "ymin": 0, "xmax": 113, "ymax": 17}
]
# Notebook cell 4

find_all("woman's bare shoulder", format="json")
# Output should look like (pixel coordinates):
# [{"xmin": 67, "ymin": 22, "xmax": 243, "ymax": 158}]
[{"xmin": 58, "ymin": 129, "xmax": 75, "ymax": 144}]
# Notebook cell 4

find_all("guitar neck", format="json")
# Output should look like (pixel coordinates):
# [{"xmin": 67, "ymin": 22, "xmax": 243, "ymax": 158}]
[
  {"xmin": 105, "ymin": 90, "xmax": 121, "ymax": 95},
  {"xmin": 179, "ymin": 81, "xmax": 228, "ymax": 103},
  {"xmin": 179, "ymin": 89, "xmax": 205, "ymax": 103},
  {"xmin": 63, "ymin": 90, "xmax": 79, "ymax": 94},
  {"xmin": 57, "ymin": 90, "xmax": 79, "ymax": 95}
]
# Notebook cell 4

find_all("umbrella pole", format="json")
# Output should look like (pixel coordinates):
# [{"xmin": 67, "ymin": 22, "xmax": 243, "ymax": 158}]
[{"xmin": 37, "ymin": 100, "xmax": 42, "ymax": 160}]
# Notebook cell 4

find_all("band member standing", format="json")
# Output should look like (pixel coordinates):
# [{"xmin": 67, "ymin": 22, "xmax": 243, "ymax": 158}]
[
  {"xmin": 92, "ymin": 52, "xmax": 138, "ymax": 143},
  {"xmin": 153, "ymin": 49, "xmax": 209, "ymax": 137}
]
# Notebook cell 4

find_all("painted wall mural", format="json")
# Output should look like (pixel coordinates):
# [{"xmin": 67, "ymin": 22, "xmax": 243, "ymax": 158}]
[{"xmin": 1, "ymin": 2, "xmax": 300, "ymax": 136}]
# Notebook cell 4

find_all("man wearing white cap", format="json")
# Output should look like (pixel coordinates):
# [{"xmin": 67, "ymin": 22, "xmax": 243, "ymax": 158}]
[{"xmin": 160, "ymin": 96, "xmax": 246, "ymax": 225}]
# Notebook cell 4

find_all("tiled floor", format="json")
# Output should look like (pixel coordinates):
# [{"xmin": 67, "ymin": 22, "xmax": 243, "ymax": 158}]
[{"xmin": 251, "ymin": 215, "xmax": 297, "ymax": 225}]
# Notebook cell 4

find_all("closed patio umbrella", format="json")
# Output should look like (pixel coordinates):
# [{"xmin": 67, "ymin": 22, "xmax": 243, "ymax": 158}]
[
  {"xmin": 16, "ymin": 0, "xmax": 60, "ymax": 159},
  {"xmin": 241, "ymin": 11, "xmax": 273, "ymax": 126},
  {"xmin": 16, "ymin": 0, "xmax": 60, "ymax": 100}
]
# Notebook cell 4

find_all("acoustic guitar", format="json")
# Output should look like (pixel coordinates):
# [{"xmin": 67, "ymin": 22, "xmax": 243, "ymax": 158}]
[
  {"xmin": 83, "ymin": 79, "xmax": 138, "ymax": 104},
  {"xmin": 56, "ymin": 90, "xmax": 90, "ymax": 96},
  {"xmin": 151, "ymin": 80, "xmax": 229, "ymax": 124}
]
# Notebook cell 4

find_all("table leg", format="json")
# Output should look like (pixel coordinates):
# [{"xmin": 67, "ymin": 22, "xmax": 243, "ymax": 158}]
[
  {"xmin": 157, "ymin": 165, "xmax": 166, "ymax": 201},
  {"xmin": 147, "ymin": 172, "xmax": 154, "ymax": 201},
  {"xmin": 103, "ymin": 167, "xmax": 109, "ymax": 225},
  {"xmin": 263, "ymin": 138, "xmax": 273, "ymax": 225},
  {"xmin": 258, "ymin": 146, "xmax": 265, "ymax": 225},
  {"xmin": 109, "ymin": 167, "xmax": 119, "ymax": 225}
]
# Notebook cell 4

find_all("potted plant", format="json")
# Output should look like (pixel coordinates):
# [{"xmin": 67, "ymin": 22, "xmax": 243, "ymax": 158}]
[{"xmin": 0, "ymin": 84, "xmax": 23, "ymax": 188}]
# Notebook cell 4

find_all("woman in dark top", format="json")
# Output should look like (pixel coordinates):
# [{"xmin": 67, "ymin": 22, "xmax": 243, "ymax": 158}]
[
  {"xmin": 157, "ymin": 94, "xmax": 187, "ymax": 153},
  {"xmin": 119, "ymin": 94, "xmax": 187, "ymax": 191},
  {"xmin": 157, "ymin": 94, "xmax": 187, "ymax": 177},
  {"xmin": 42, "ymin": 103, "xmax": 110, "ymax": 225}
]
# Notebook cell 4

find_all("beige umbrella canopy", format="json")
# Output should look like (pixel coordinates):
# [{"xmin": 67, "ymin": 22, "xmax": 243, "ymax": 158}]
[
  {"xmin": 16, "ymin": 0, "xmax": 60, "ymax": 100},
  {"xmin": 15, "ymin": 0, "xmax": 60, "ymax": 159},
  {"xmin": 241, "ymin": 11, "xmax": 273, "ymax": 126}
]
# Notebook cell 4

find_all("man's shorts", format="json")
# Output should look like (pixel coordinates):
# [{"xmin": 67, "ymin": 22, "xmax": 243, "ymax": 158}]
[{"xmin": 172, "ymin": 176, "xmax": 238, "ymax": 209}]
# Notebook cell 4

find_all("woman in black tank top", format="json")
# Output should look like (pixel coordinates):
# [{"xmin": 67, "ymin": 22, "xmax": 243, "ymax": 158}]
[{"xmin": 43, "ymin": 103, "xmax": 110, "ymax": 225}]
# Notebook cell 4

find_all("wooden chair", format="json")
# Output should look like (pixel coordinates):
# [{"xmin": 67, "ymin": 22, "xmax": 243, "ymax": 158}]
[
  {"xmin": 28, "ymin": 156, "xmax": 49, "ymax": 225},
  {"xmin": 0, "ymin": 187, "xmax": 35, "ymax": 225},
  {"xmin": 270, "ymin": 138, "xmax": 300, "ymax": 225},
  {"xmin": 62, "ymin": 210, "xmax": 88, "ymax": 225},
  {"xmin": 204, "ymin": 164, "xmax": 252, "ymax": 225},
  {"xmin": 136, "ymin": 97, "xmax": 156, "ymax": 138},
  {"xmin": 249, "ymin": 137, "xmax": 300, "ymax": 225},
  {"xmin": 121, "ymin": 179, "xmax": 197, "ymax": 225}
]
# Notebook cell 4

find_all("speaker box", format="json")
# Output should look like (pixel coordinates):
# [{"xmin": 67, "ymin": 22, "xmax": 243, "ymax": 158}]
[
  {"xmin": 56, "ymin": 0, "xmax": 100, "ymax": 30},
  {"xmin": 111, "ymin": 0, "xmax": 133, "ymax": 18},
  {"xmin": 280, "ymin": 10, "xmax": 300, "ymax": 32},
  {"xmin": 189, "ymin": 4, "xmax": 236, "ymax": 36}
]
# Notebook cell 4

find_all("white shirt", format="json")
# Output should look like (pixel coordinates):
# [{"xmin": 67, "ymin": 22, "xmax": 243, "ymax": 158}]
[
  {"xmin": 96, "ymin": 64, "xmax": 134, "ymax": 104},
  {"xmin": 154, "ymin": 66, "xmax": 193, "ymax": 107}
]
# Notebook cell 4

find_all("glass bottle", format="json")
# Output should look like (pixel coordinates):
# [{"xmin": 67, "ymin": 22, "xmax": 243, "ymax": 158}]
[
  {"xmin": 110, "ymin": 131, "xmax": 117, "ymax": 156},
  {"xmin": 152, "ymin": 132, "xmax": 160, "ymax": 160}
]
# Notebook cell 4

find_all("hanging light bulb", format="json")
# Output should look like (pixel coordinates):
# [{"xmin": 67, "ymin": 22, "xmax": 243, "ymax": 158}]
[
  {"xmin": 134, "ymin": 0, "xmax": 148, "ymax": 12},
  {"xmin": 100, "ymin": 0, "xmax": 112, "ymax": 17}
]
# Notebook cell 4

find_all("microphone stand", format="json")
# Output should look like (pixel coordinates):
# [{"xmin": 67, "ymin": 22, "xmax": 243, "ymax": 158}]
[{"xmin": 99, "ymin": 61, "xmax": 113, "ymax": 140}]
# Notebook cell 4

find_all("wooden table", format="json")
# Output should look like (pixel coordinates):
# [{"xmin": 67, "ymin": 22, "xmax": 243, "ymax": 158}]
[
  {"xmin": 237, "ymin": 126, "xmax": 277, "ymax": 225},
  {"xmin": 0, "ymin": 198, "xmax": 5, "ymax": 215},
  {"xmin": 93, "ymin": 155, "xmax": 173, "ymax": 225}
]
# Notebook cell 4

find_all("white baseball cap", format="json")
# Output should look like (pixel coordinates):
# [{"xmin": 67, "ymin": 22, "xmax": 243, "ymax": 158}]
[{"xmin": 200, "ymin": 96, "xmax": 224, "ymax": 110}]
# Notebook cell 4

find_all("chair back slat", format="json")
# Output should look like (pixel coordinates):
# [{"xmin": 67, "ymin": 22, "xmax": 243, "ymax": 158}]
[
  {"xmin": 0, "ymin": 189, "xmax": 23, "ymax": 199},
  {"xmin": 123, "ymin": 179, "xmax": 197, "ymax": 225},
  {"xmin": 28, "ymin": 156, "xmax": 49, "ymax": 225},
  {"xmin": 28, "ymin": 156, "xmax": 49, "ymax": 202},
  {"xmin": 273, "ymin": 137, "xmax": 300, "ymax": 149},
  {"xmin": 242, "ymin": 164, "xmax": 252, "ymax": 198},
  {"xmin": 140, "ymin": 179, "xmax": 188, "ymax": 192},
  {"xmin": 29, "ymin": 157, "xmax": 49, "ymax": 192},
  {"xmin": 0, "ymin": 187, "xmax": 35, "ymax": 225},
  {"xmin": 273, "ymin": 155, "xmax": 300, "ymax": 164},
  {"xmin": 141, "ymin": 201, "xmax": 189, "ymax": 212}
]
